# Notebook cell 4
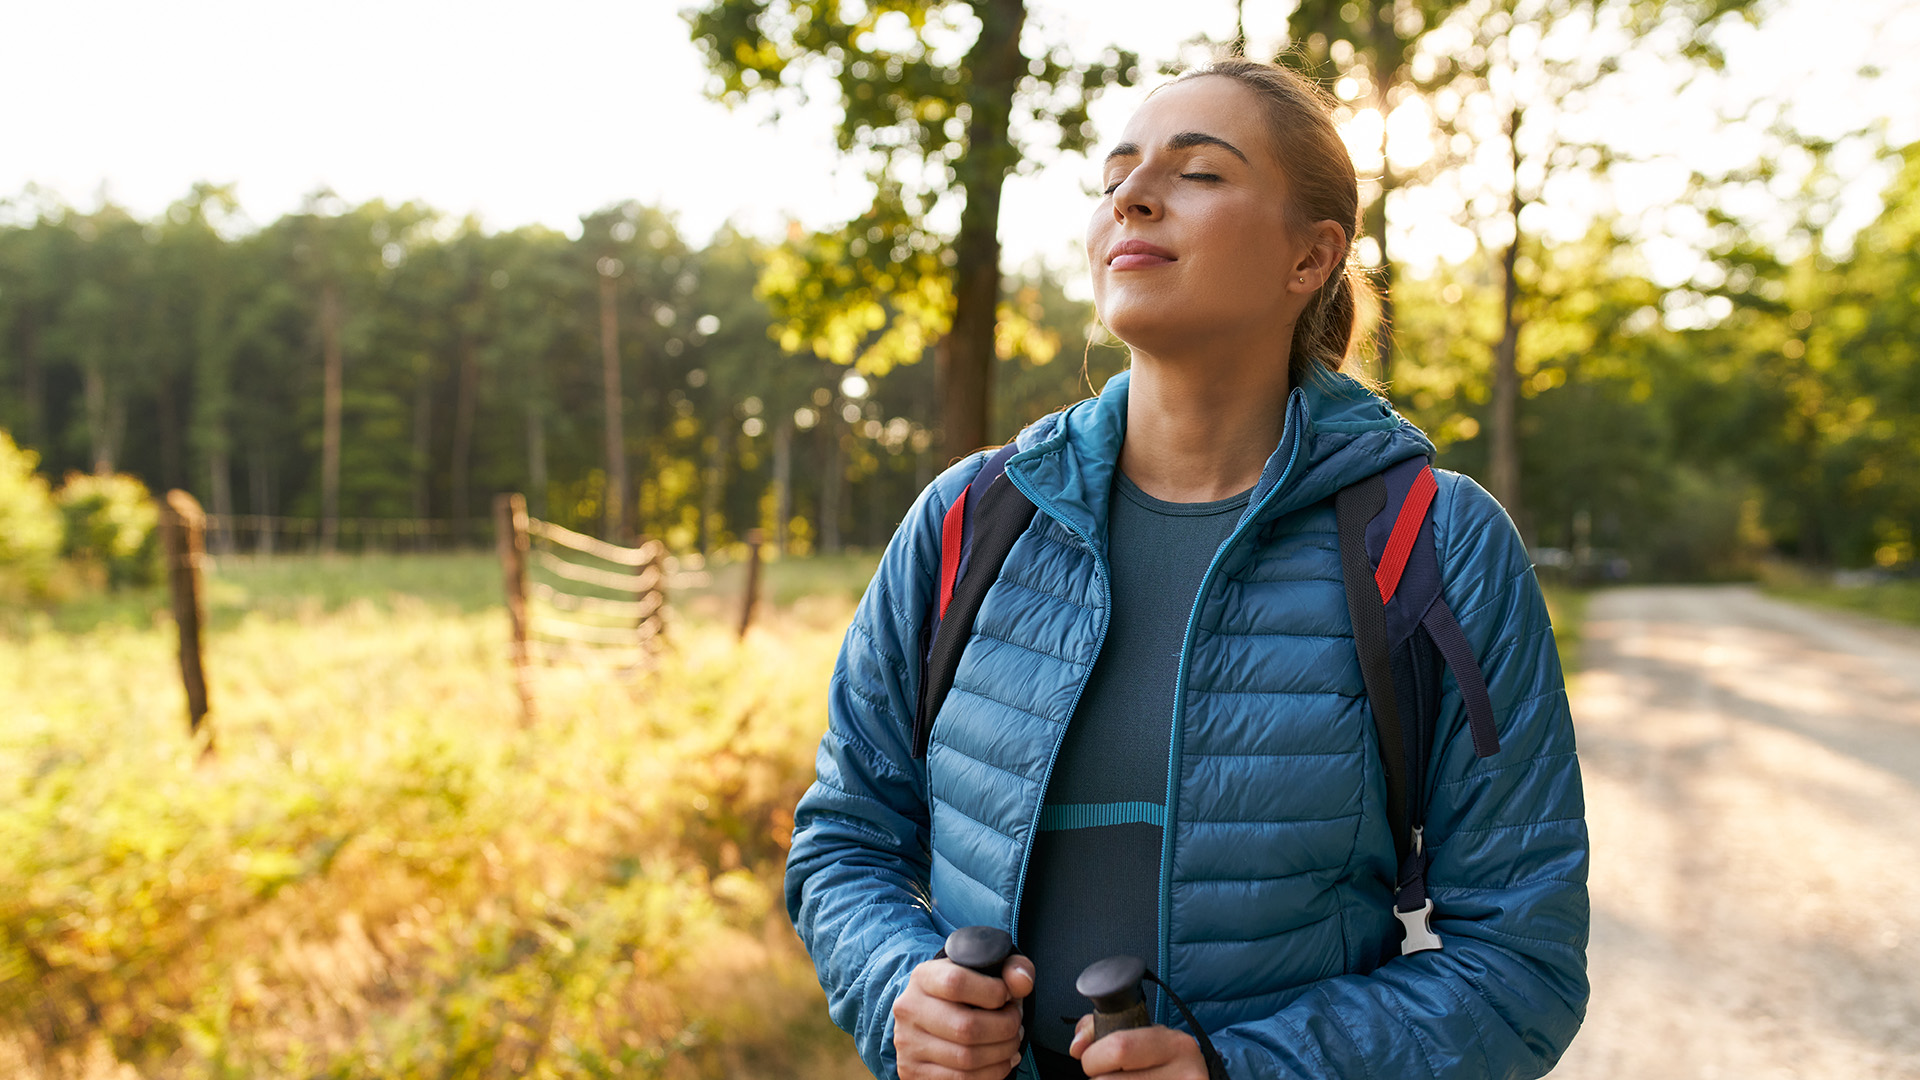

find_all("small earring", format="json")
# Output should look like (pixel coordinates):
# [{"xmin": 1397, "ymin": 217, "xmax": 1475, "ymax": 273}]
[{"xmin": 1298, "ymin": 277, "xmax": 1306, "ymax": 283}]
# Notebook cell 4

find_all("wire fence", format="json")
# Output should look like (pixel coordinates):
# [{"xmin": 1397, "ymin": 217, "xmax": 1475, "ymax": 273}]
[
  {"xmin": 203, "ymin": 514, "xmax": 495, "ymax": 554},
  {"xmin": 522, "ymin": 517, "xmax": 667, "ymax": 671}
]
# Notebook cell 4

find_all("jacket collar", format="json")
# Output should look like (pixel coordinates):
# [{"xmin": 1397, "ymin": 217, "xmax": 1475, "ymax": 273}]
[{"xmin": 1004, "ymin": 367, "xmax": 1434, "ymax": 549}]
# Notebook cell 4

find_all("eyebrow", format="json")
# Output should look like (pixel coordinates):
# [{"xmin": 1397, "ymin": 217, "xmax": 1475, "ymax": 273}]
[{"xmin": 1104, "ymin": 131, "xmax": 1249, "ymax": 165}]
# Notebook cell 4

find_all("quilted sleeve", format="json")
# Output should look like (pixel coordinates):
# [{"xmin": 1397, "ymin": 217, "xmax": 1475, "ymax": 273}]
[
  {"xmin": 784, "ymin": 455, "xmax": 984, "ymax": 1079},
  {"xmin": 1207, "ymin": 471, "xmax": 1589, "ymax": 1079}
]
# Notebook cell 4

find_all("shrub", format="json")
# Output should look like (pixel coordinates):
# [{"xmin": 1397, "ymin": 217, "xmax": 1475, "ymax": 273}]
[
  {"xmin": 0, "ymin": 431, "xmax": 61, "ymax": 599},
  {"xmin": 54, "ymin": 471, "xmax": 161, "ymax": 590}
]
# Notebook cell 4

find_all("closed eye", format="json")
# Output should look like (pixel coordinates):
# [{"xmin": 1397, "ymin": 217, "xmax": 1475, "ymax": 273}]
[{"xmin": 1181, "ymin": 172, "xmax": 1222, "ymax": 182}]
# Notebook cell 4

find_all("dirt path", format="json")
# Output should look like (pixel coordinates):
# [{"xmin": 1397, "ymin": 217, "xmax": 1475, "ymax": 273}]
[{"xmin": 1551, "ymin": 586, "xmax": 1920, "ymax": 1079}]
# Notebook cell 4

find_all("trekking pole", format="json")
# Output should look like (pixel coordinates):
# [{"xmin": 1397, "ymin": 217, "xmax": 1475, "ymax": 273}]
[
  {"xmin": 1078, "ymin": 955, "xmax": 1228, "ymax": 1080},
  {"xmin": 937, "ymin": 925, "xmax": 1013, "ymax": 976},
  {"xmin": 1076, "ymin": 955, "xmax": 1151, "ymax": 1041},
  {"xmin": 935, "ymin": 926, "xmax": 1019, "ymax": 1080}
]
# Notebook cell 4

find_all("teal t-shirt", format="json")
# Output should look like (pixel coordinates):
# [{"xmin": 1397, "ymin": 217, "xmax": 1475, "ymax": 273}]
[{"xmin": 1020, "ymin": 469, "xmax": 1251, "ymax": 1069}]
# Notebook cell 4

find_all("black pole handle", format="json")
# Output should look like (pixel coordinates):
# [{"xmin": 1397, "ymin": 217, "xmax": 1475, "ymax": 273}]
[
  {"xmin": 935, "ymin": 926, "xmax": 1020, "ymax": 1079},
  {"xmin": 937, "ymin": 925, "xmax": 1014, "ymax": 976},
  {"xmin": 1077, "ymin": 954, "xmax": 1151, "ymax": 1041}
]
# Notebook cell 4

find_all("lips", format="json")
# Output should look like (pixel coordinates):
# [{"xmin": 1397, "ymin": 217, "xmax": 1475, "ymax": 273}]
[{"xmin": 1106, "ymin": 238, "xmax": 1175, "ymax": 270}]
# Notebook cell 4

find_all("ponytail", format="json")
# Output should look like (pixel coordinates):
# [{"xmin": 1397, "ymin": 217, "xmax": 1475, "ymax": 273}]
[{"xmin": 1290, "ymin": 259, "xmax": 1363, "ymax": 386}]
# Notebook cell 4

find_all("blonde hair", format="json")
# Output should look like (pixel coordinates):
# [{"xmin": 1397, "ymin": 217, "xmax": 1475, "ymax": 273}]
[{"xmin": 1170, "ymin": 58, "xmax": 1372, "ymax": 385}]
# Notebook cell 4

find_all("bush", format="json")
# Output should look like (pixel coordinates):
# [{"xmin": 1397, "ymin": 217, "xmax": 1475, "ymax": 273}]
[
  {"xmin": 0, "ymin": 431, "xmax": 62, "ymax": 600},
  {"xmin": 54, "ymin": 471, "xmax": 161, "ymax": 590}
]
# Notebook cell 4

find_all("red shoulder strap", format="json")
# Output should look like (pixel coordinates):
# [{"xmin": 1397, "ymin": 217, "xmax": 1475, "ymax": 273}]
[
  {"xmin": 937, "ymin": 484, "xmax": 970, "ymax": 618},
  {"xmin": 1375, "ymin": 465, "xmax": 1438, "ymax": 604}
]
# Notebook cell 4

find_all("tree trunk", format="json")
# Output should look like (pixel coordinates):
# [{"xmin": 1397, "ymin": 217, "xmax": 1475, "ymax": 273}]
[
  {"xmin": 84, "ymin": 366, "xmax": 116, "ymax": 475},
  {"xmin": 251, "ymin": 444, "xmax": 274, "ymax": 555},
  {"xmin": 411, "ymin": 358, "xmax": 434, "ymax": 548},
  {"xmin": 821, "ymin": 427, "xmax": 843, "ymax": 555},
  {"xmin": 526, "ymin": 397, "xmax": 548, "ymax": 522},
  {"xmin": 938, "ymin": 0, "xmax": 1027, "ymax": 460},
  {"xmin": 157, "ymin": 373, "xmax": 184, "ymax": 491},
  {"xmin": 208, "ymin": 450, "xmax": 235, "ymax": 556},
  {"xmin": 319, "ymin": 282, "xmax": 343, "ymax": 553},
  {"xmin": 698, "ymin": 422, "xmax": 730, "ymax": 557},
  {"xmin": 1367, "ymin": 0, "xmax": 1399, "ymax": 387},
  {"xmin": 599, "ymin": 269, "xmax": 629, "ymax": 542},
  {"xmin": 772, "ymin": 414, "xmax": 793, "ymax": 555},
  {"xmin": 20, "ymin": 317, "xmax": 44, "ymax": 452},
  {"xmin": 1489, "ymin": 106, "xmax": 1524, "ymax": 523},
  {"xmin": 451, "ymin": 337, "xmax": 479, "ymax": 533}
]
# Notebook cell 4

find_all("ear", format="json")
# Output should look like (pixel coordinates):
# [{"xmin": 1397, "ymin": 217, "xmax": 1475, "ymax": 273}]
[{"xmin": 1287, "ymin": 221, "xmax": 1349, "ymax": 294}]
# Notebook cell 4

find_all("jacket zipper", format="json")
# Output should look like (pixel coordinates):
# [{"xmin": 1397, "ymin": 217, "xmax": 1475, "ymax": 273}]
[
  {"xmin": 1002, "ymin": 460, "xmax": 1114, "ymax": 941},
  {"xmin": 1003, "ymin": 459, "xmax": 1112, "ymax": 1080},
  {"xmin": 1155, "ymin": 391, "xmax": 1309, "ymax": 1024}
]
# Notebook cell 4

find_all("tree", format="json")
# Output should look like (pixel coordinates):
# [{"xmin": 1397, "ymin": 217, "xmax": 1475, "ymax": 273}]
[
  {"xmin": 1286, "ymin": 0, "xmax": 1473, "ymax": 386},
  {"xmin": 1374, "ymin": 0, "xmax": 1756, "ymax": 525},
  {"xmin": 268, "ymin": 193, "xmax": 397, "ymax": 550},
  {"xmin": 686, "ymin": 0, "xmax": 1135, "ymax": 458}
]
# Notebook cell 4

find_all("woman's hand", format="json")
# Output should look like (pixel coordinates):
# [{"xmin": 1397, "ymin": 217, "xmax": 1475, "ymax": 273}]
[
  {"xmin": 892, "ymin": 953, "xmax": 1034, "ymax": 1080},
  {"xmin": 1070, "ymin": 1016, "xmax": 1208, "ymax": 1080}
]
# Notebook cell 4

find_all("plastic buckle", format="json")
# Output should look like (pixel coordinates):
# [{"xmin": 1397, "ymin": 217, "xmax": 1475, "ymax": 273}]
[{"xmin": 1396, "ymin": 899, "xmax": 1442, "ymax": 955}]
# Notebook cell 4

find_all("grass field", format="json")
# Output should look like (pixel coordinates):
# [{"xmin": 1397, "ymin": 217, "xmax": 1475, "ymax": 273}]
[
  {"xmin": 2, "ymin": 551, "xmax": 876, "ymax": 1080},
  {"xmin": 4, "ymin": 550, "xmax": 1587, "ymax": 1079},
  {"xmin": 1541, "ymin": 586, "xmax": 1589, "ymax": 678},
  {"xmin": 1760, "ymin": 573, "xmax": 1920, "ymax": 630}
]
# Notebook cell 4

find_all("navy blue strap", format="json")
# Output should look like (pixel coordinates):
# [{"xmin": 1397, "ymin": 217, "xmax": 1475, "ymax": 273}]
[
  {"xmin": 1396, "ymin": 847, "xmax": 1431, "ymax": 913},
  {"xmin": 913, "ymin": 442, "xmax": 1036, "ymax": 759},
  {"xmin": 1335, "ymin": 473, "xmax": 1414, "ymax": 864},
  {"xmin": 1421, "ymin": 596, "xmax": 1501, "ymax": 759},
  {"xmin": 954, "ymin": 441, "xmax": 1024, "ymax": 591}
]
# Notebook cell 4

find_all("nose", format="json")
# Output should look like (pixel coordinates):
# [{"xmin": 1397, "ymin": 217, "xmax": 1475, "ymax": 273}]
[{"xmin": 1109, "ymin": 170, "xmax": 1160, "ymax": 222}]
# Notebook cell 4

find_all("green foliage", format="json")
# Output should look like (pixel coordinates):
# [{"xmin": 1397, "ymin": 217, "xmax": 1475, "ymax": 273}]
[
  {"xmin": 685, "ymin": 0, "xmax": 1135, "ymax": 455},
  {"xmin": 1763, "ymin": 569, "xmax": 1920, "ymax": 630},
  {"xmin": 53, "ymin": 471, "xmax": 160, "ymax": 589},
  {"xmin": 0, "ymin": 555, "xmax": 870, "ymax": 1080},
  {"xmin": 0, "ymin": 431, "xmax": 61, "ymax": 599}
]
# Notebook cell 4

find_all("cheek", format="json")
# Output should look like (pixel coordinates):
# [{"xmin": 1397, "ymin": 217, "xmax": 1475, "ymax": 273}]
[
  {"xmin": 1204, "ymin": 203, "xmax": 1294, "ymax": 284},
  {"xmin": 1085, "ymin": 207, "xmax": 1112, "ymax": 265},
  {"xmin": 1085, "ymin": 210, "xmax": 1113, "ymax": 304}
]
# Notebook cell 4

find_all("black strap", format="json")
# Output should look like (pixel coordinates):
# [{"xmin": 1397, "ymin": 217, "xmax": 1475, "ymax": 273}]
[
  {"xmin": 1142, "ymin": 969, "xmax": 1230, "ymax": 1080},
  {"xmin": 912, "ymin": 447, "xmax": 1037, "ymax": 758},
  {"xmin": 1335, "ymin": 473, "xmax": 1413, "ymax": 868},
  {"xmin": 1421, "ymin": 597, "xmax": 1501, "ymax": 759}
]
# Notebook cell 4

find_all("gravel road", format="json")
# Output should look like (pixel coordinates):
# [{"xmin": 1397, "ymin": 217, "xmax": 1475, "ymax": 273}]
[{"xmin": 1551, "ymin": 586, "xmax": 1920, "ymax": 1079}]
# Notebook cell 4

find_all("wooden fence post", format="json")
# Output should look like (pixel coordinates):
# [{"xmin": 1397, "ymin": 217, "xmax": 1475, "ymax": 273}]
[
  {"xmin": 158, "ymin": 489, "xmax": 212, "ymax": 750},
  {"xmin": 494, "ymin": 493, "xmax": 535, "ymax": 725},
  {"xmin": 739, "ymin": 529, "xmax": 765, "ymax": 640},
  {"xmin": 634, "ymin": 539, "xmax": 667, "ymax": 660}
]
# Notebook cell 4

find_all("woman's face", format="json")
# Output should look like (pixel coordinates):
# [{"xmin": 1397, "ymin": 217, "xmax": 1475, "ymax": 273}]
[{"xmin": 1087, "ymin": 76, "xmax": 1320, "ymax": 359}]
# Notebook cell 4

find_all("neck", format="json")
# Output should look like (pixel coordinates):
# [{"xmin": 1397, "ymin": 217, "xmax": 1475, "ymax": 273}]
[{"xmin": 1119, "ymin": 342, "xmax": 1294, "ymax": 503}]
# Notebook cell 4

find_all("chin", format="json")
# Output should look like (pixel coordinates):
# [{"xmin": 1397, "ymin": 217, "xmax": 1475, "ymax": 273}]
[{"xmin": 1099, "ymin": 297, "xmax": 1229, "ymax": 357}]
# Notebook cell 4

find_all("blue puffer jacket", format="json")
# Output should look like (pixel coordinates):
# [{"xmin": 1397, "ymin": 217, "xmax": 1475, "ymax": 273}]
[{"xmin": 786, "ymin": 370, "xmax": 1588, "ymax": 1079}]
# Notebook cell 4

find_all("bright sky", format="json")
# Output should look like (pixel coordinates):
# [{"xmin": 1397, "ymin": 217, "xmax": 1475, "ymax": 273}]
[{"xmin": 5, "ymin": 0, "xmax": 1917, "ymax": 293}]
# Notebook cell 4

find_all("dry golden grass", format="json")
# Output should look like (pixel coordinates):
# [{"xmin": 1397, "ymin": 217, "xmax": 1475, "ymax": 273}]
[{"xmin": 1, "ymin": 554, "xmax": 871, "ymax": 1080}]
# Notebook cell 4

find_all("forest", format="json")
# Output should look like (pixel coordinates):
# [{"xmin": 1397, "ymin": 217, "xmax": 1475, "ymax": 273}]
[{"xmin": 1, "ymin": 0, "xmax": 1916, "ymax": 584}]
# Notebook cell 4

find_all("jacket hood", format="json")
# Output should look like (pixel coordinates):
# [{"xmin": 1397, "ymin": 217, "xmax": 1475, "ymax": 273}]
[{"xmin": 1004, "ymin": 367, "xmax": 1434, "ymax": 547}]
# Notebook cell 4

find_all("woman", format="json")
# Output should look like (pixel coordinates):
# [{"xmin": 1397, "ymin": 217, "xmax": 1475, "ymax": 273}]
[{"xmin": 786, "ymin": 58, "xmax": 1588, "ymax": 1080}]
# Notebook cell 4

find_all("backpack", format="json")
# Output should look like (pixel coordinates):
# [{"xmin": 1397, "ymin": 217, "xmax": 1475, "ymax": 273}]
[{"xmin": 910, "ymin": 442, "xmax": 1502, "ymax": 956}]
